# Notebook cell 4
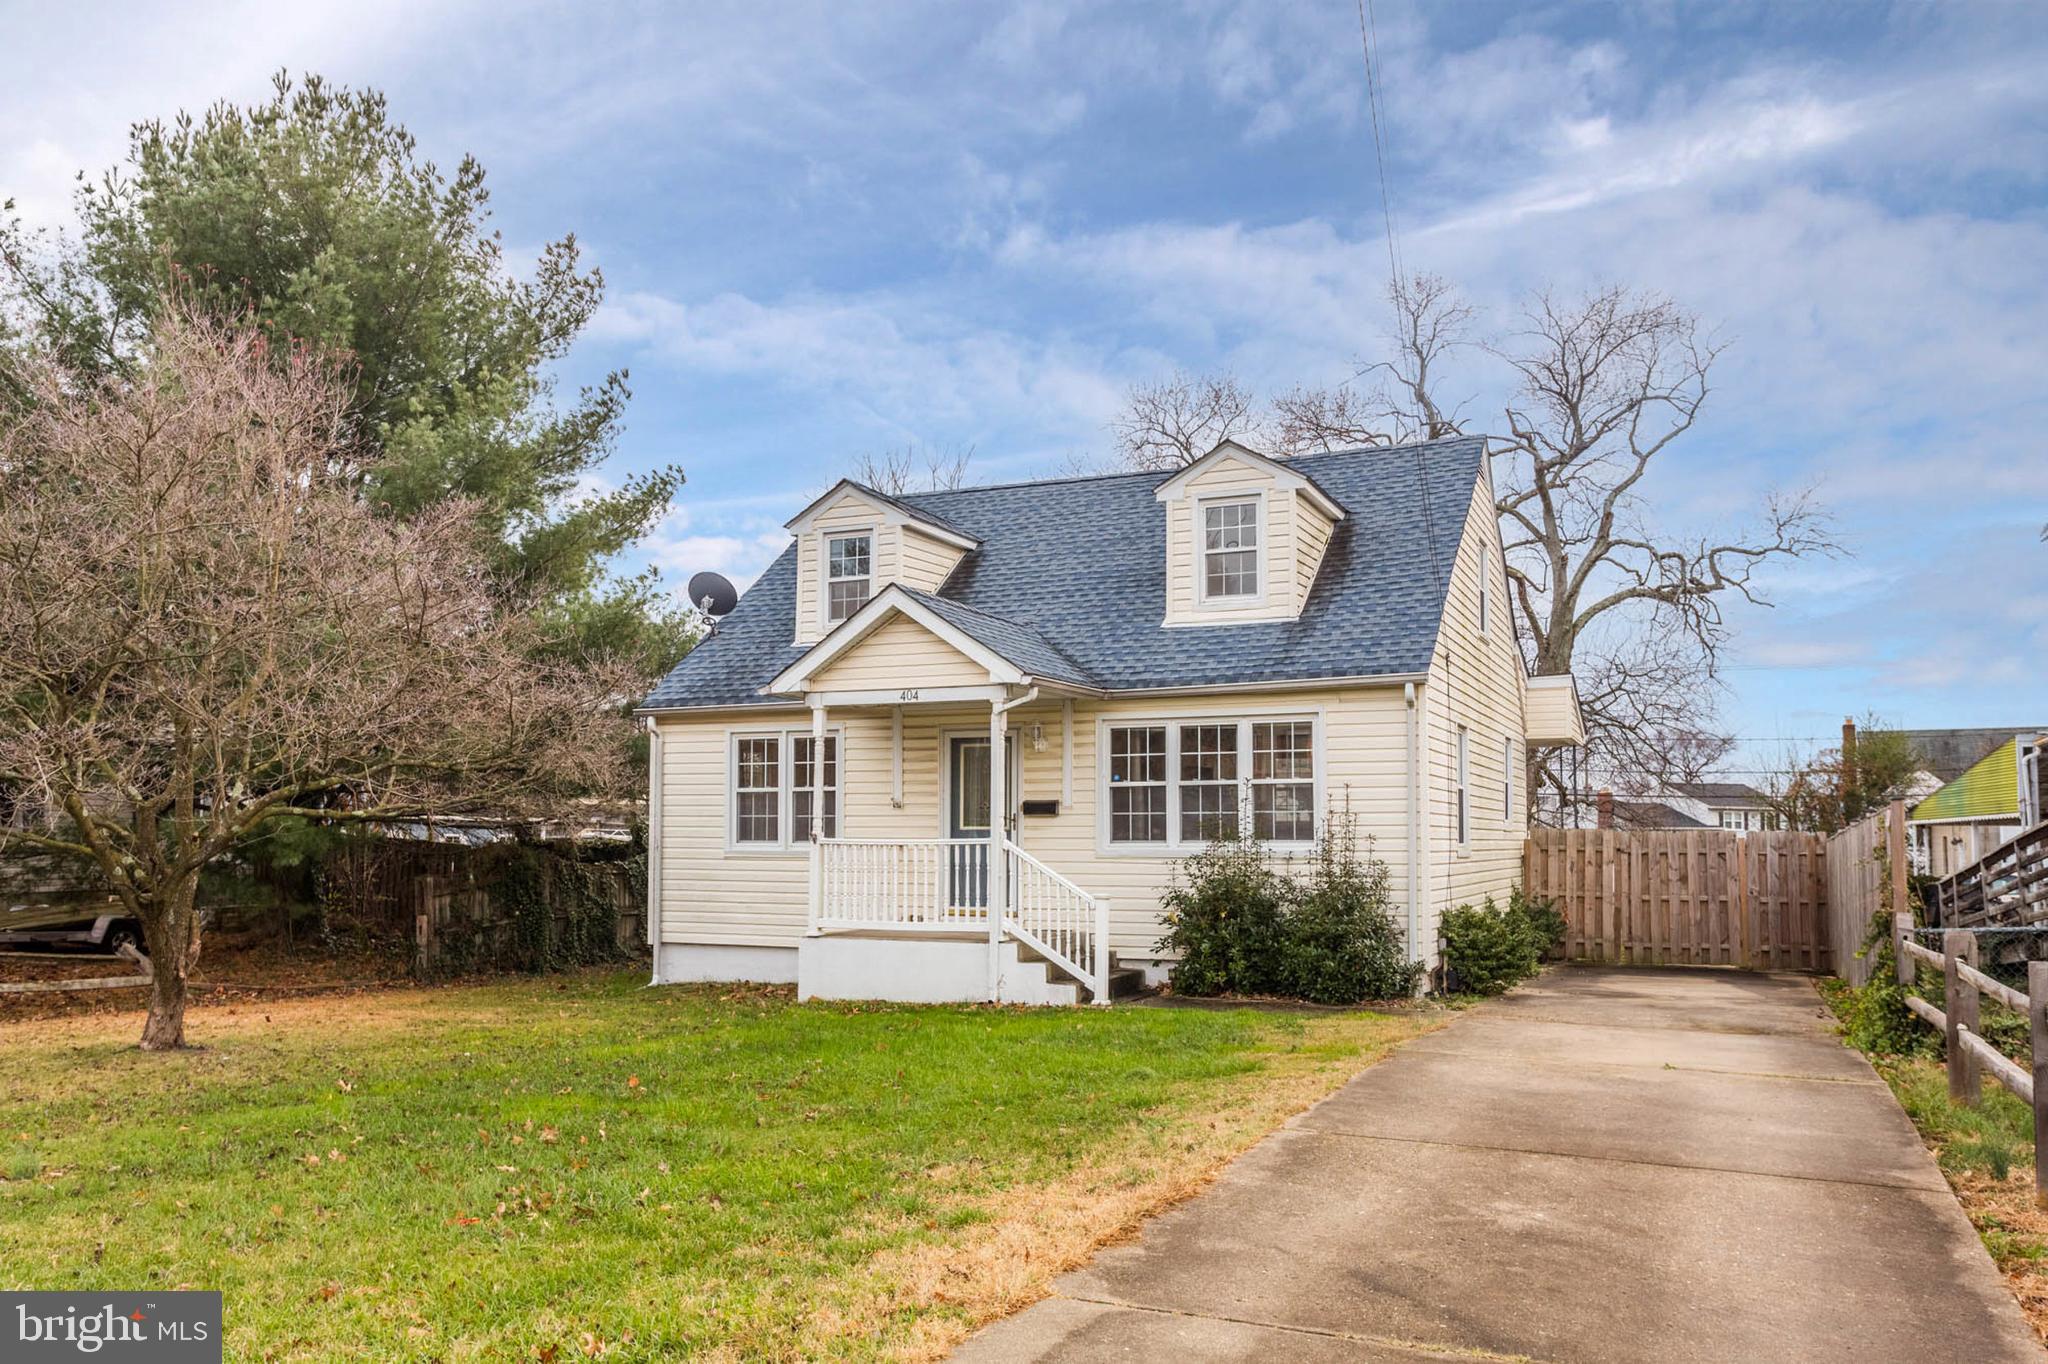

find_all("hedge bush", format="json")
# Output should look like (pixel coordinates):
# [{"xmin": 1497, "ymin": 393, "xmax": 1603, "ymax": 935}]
[
  {"xmin": 1439, "ymin": 888, "xmax": 1565, "ymax": 996},
  {"xmin": 1154, "ymin": 834, "xmax": 1288, "ymax": 997},
  {"xmin": 1157, "ymin": 812, "xmax": 1422, "ymax": 1004}
]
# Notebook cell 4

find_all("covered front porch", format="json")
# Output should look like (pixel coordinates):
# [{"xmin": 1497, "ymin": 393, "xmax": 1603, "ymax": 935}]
[{"xmin": 764, "ymin": 585, "xmax": 1124, "ymax": 1004}]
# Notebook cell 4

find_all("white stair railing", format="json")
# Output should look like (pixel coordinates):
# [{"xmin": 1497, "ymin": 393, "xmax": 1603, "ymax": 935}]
[{"xmin": 1002, "ymin": 839, "xmax": 1111, "ymax": 1003}]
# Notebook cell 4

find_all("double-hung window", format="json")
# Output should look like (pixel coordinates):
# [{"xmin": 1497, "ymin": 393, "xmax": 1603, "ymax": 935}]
[
  {"xmin": 1104, "ymin": 717, "xmax": 1316, "ymax": 849},
  {"xmin": 734, "ymin": 737, "xmax": 781, "ymax": 845},
  {"xmin": 1253, "ymin": 721, "xmax": 1315, "ymax": 841},
  {"xmin": 1455, "ymin": 726, "xmax": 1470, "ymax": 847},
  {"xmin": 731, "ymin": 731, "xmax": 840, "ymax": 848},
  {"xmin": 825, "ymin": 533, "xmax": 872, "ymax": 624},
  {"xmin": 1178, "ymin": 724, "xmax": 1239, "ymax": 841},
  {"xmin": 1106, "ymin": 726, "xmax": 1168, "ymax": 843},
  {"xmin": 1200, "ymin": 498, "xmax": 1260, "ymax": 600},
  {"xmin": 791, "ymin": 735, "xmax": 838, "ymax": 838}
]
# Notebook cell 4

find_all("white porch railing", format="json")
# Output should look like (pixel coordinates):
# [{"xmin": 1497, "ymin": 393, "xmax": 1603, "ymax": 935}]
[
  {"xmin": 814, "ymin": 838, "xmax": 991, "ymax": 931},
  {"xmin": 1003, "ymin": 839, "xmax": 1111, "ymax": 1004},
  {"xmin": 811, "ymin": 836, "xmax": 1112, "ymax": 1002}
]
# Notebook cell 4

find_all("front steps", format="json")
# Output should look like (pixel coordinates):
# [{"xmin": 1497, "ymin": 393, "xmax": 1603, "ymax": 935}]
[{"xmin": 797, "ymin": 931, "xmax": 1144, "ymax": 1005}]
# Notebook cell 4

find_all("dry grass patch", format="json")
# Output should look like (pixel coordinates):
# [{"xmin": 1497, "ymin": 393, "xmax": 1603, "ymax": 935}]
[{"xmin": 814, "ymin": 1011, "xmax": 1436, "ymax": 1361}]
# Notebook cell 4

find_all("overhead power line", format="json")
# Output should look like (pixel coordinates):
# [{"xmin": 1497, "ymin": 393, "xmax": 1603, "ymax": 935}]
[{"xmin": 1355, "ymin": 0, "xmax": 1403, "ymax": 289}]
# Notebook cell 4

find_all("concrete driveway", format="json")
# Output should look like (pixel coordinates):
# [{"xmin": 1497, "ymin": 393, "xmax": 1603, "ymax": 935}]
[{"xmin": 954, "ymin": 967, "xmax": 2042, "ymax": 1363}]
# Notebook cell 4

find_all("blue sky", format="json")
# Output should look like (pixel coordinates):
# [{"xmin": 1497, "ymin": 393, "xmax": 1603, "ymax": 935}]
[{"xmin": 4, "ymin": 0, "xmax": 2044, "ymax": 777}]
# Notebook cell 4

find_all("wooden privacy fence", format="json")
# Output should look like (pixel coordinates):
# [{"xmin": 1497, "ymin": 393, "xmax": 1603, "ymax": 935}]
[
  {"xmin": 1893, "ymin": 915, "xmax": 2048, "ymax": 1208},
  {"xmin": 1525, "ymin": 828, "xmax": 1828, "ymax": 970},
  {"xmin": 1824, "ymin": 801, "xmax": 1911, "ymax": 985}
]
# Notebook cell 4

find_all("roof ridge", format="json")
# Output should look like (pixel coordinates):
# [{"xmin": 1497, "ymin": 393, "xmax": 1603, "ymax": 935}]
[
  {"xmin": 898, "ymin": 585, "xmax": 1104, "ymax": 688},
  {"xmin": 901, "ymin": 433, "xmax": 1485, "ymax": 503}
]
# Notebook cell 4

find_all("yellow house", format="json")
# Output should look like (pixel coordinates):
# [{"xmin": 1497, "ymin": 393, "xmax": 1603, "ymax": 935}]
[{"xmin": 637, "ymin": 437, "xmax": 1583, "ymax": 1003}]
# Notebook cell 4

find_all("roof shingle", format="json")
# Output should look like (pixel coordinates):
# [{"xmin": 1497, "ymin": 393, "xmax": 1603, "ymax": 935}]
[{"xmin": 642, "ymin": 436, "xmax": 1484, "ymax": 711}]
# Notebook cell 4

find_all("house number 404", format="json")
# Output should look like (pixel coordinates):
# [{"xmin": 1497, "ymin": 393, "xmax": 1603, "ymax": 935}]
[{"xmin": 898, "ymin": 689, "xmax": 921, "ymax": 702}]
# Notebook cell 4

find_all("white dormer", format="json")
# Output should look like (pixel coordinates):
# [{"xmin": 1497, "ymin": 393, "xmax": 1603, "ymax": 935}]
[
  {"xmin": 784, "ymin": 481, "xmax": 979, "ymax": 645},
  {"xmin": 1153, "ymin": 440, "xmax": 1345, "ymax": 626}
]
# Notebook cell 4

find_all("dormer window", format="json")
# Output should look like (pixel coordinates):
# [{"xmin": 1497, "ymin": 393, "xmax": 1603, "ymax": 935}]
[
  {"xmin": 1201, "ymin": 498, "xmax": 1260, "ymax": 601},
  {"xmin": 825, "ymin": 533, "xmax": 872, "ymax": 623}
]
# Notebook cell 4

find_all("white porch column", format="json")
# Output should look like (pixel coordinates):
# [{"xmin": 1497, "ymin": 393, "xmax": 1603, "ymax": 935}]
[
  {"xmin": 807, "ymin": 700, "xmax": 826, "ymax": 934},
  {"xmin": 987, "ymin": 699, "xmax": 1010, "ymax": 1001}
]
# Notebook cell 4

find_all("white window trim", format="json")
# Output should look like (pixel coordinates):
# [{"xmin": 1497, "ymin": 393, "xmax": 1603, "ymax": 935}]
[
  {"xmin": 1193, "ymin": 492, "xmax": 1266, "ymax": 609},
  {"xmin": 1094, "ymin": 708, "xmax": 1323, "ymax": 856},
  {"xmin": 1503, "ymin": 735, "xmax": 1515, "ymax": 823},
  {"xmin": 819, "ymin": 527, "xmax": 876, "ymax": 632},
  {"xmin": 724, "ymin": 726, "xmax": 845, "ymax": 855},
  {"xmin": 1455, "ymin": 725, "xmax": 1470, "ymax": 849}
]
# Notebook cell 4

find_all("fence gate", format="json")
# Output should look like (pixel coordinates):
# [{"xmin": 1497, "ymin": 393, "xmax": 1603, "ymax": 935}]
[{"xmin": 1524, "ymin": 829, "xmax": 1829, "ymax": 971}]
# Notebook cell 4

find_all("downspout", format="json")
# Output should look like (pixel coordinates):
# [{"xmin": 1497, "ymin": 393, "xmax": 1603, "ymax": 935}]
[
  {"xmin": 1404, "ymin": 682, "xmax": 1421, "ymax": 979},
  {"xmin": 643, "ymin": 715, "xmax": 664, "ymax": 987}
]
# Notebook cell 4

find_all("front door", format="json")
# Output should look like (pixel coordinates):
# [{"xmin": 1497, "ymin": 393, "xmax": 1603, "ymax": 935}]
[{"xmin": 947, "ymin": 736, "xmax": 1013, "ymax": 911}]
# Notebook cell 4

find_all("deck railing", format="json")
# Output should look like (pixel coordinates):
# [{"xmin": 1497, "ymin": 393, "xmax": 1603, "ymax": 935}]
[
  {"xmin": 1933, "ymin": 822, "xmax": 2048, "ymax": 928},
  {"xmin": 814, "ymin": 838, "xmax": 990, "ymax": 932},
  {"xmin": 812, "ymin": 836, "xmax": 1112, "ymax": 1001},
  {"xmin": 1893, "ymin": 914, "xmax": 2048, "ymax": 1207},
  {"xmin": 1004, "ymin": 839, "xmax": 1111, "ymax": 1004}
]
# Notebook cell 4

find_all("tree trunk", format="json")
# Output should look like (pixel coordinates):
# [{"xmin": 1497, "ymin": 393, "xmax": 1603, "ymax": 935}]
[{"xmin": 138, "ymin": 872, "xmax": 201, "ymax": 1051}]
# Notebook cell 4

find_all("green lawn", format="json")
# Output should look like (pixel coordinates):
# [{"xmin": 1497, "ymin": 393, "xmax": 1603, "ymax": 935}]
[{"xmin": 0, "ymin": 971, "xmax": 1429, "ymax": 1361}]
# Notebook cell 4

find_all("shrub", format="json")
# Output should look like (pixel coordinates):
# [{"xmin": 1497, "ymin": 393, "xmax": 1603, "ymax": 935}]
[
  {"xmin": 1280, "ymin": 814, "xmax": 1424, "ymax": 1004},
  {"xmin": 1440, "ymin": 896, "xmax": 1541, "ymax": 995},
  {"xmin": 1156, "ymin": 831, "xmax": 1288, "ymax": 996},
  {"xmin": 1157, "ymin": 811, "xmax": 1420, "ymax": 1002},
  {"xmin": 1513, "ymin": 888, "xmax": 1566, "ymax": 958},
  {"xmin": 1829, "ymin": 910, "xmax": 1937, "ymax": 1058}
]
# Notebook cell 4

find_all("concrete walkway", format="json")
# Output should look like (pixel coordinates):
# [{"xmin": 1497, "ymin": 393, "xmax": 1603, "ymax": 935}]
[{"xmin": 954, "ymin": 967, "xmax": 2043, "ymax": 1363}]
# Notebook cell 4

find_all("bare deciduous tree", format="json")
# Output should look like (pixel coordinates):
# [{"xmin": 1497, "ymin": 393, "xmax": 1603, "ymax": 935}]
[
  {"xmin": 1114, "ymin": 277, "xmax": 1840, "ymax": 815},
  {"xmin": 0, "ymin": 307, "xmax": 636, "ymax": 1049},
  {"xmin": 852, "ymin": 443, "xmax": 975, "ymax": 494},
  {"xmin": 1270, "ymin": 273, "xmax": 1472, "ymax": 455},
  {"xmin": 1111, "ymin": 369, "xmax": 1264, "ymax": 470}
]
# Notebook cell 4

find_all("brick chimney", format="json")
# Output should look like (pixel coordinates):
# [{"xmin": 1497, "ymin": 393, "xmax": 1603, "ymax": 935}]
[{"xmin": 1596, "ymin": 788, "xmax": 1614, "ymax": 830}]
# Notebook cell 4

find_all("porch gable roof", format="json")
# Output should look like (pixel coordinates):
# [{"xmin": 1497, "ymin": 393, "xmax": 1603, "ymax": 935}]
[{"xmin": 764, "ymin": 583, "xmax": 1101, "ymax": 698}]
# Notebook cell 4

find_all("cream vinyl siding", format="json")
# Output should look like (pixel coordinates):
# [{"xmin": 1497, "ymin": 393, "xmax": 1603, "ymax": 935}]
[
  {"xmin": 1295, "ymin": 498, "xmax": 1335, "ymax": 603},
  {"xmin": 1421, "ymin": 471, "xmax": 1529, "ymax": 948},
  {"xmin": 1525, "ymin": 679, "xmax": 1586, "ymax": 745},
  {"xmin": 897, "ymin": 525, "xmax": 967, "ymax": 594},
  {"xmin": 653, "ymin": 685, "xmax": 1418, "ymax": 958},
  {"xmin": 808, "ymin": 615, "xmax": 994, "ymax": 691}
]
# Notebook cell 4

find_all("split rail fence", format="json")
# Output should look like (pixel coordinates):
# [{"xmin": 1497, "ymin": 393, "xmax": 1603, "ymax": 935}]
[
  {"xmin": 1892, "ymin": 914, "xmax": 2048, "ymax": 1208},
  {"xmin": 1524, "ymin": 828, "xmax": 1828, "ymax": 970}
]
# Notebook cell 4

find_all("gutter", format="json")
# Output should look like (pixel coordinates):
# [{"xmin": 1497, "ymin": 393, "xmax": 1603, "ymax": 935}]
[{"xmin": 634, "ymin": 668, "xmax": 1434, "ymax": 718}]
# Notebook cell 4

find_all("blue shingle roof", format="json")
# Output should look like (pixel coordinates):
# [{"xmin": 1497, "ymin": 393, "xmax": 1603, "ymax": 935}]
[{"xmin": 641, "ymin": 436, "xmax": 1483, "ymax": 711}]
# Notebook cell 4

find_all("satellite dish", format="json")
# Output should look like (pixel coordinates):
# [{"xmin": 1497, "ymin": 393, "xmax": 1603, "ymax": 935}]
[{"xmin": 687, "ymin": 571, "xmax": 739, "ymax": 617}]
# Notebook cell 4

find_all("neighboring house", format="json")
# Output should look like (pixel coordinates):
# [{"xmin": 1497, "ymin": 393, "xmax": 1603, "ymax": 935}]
[
  {"xmin": 1608, "ymin": 798, "xmax": 1712, "ymax": 831},
  {"xmin": 1911, "ymin": 734, "xmax": 2046, "ymax": 879},
  {"xmin": 635, "ymin": 437, "xmax": 1584, "ymax": 1004},
  {"xmin": 1660, "ymin": 781, "xmax": 1781, "ymax": 832}
]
